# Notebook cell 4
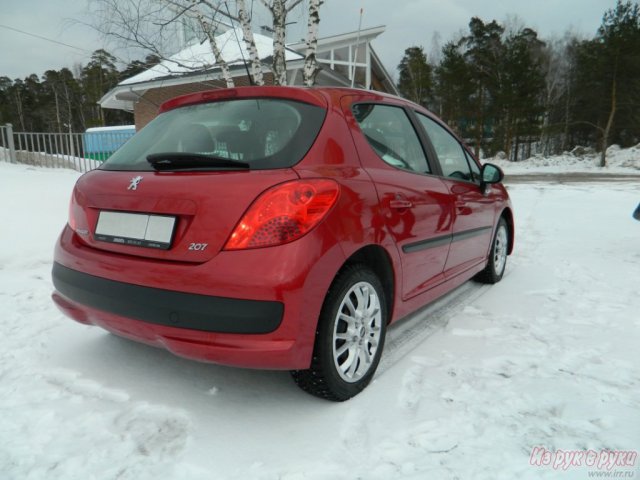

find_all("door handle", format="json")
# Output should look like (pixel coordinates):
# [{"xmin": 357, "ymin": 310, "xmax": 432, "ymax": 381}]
[
  {"xmin": 455, "ymin": 201, "xmax": 471, "ymax": 215},
  {"xmin": 390, "ymin": 198, "xmax": 413, "ymax": 209}
]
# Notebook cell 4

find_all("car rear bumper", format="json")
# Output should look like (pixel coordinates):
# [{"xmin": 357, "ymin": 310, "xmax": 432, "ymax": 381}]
[
  {"xmin": 51, "ymin": 289, "xmax": 297, "ymax": 369},
  {"xmin": 52, "ymin": 262, "xmax": 284, "ymax": 334},
  {"xmin": 52, "ymin": 225, "xmax": 345, "ymax": 370}
]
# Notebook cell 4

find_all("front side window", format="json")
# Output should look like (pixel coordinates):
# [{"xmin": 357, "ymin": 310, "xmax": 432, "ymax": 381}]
[
  {"xmin": 417, "ymin": 114, "xmax": 473, "ymax": 182},
  {"xmin": 465, "ymin": 150, "xmax": 481, "ymax": 183},
  {"xmin": 352, "ymin": 104, "xmax": 430, "ymax": 174},
  {"xmin": 101, "ymin": 99, "xmax": 326, "ymax": 171}
]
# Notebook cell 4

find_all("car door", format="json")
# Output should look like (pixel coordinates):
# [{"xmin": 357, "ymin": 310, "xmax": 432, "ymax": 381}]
[
  {"xmin": 415, "ymin": 113, "xmax": 497, "ymax": 277},
  {"xmin": 344, "ymin": 99, "xmax": 456, "ymax": 300}
]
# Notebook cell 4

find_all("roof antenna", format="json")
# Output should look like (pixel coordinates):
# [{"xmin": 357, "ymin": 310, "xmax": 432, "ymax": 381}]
[
  {"xmin": 350, "ymin": 8, "xmax": 363, "ymax": 88},
  {"xmin": 224, "ymin": 1, "xmax": 254, "ymax": 86}
]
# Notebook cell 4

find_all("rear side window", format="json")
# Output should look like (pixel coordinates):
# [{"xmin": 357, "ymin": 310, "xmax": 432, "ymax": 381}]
[
  {"xmin": 351, "ymin": 104, "xmax": 430, "ymax": 174},
  {"xmin": 101, "ymin": 99, "xmax": 326, "ymax": 171},
  {"xmin": 417, "ymin": 114, "xmax": 477, "ymax": 182}
]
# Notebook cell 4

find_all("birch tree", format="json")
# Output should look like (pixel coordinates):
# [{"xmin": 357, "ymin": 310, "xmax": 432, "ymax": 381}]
[
  {"xmin": 259, "ymin": 0, "xmax": 302, "ymax": 85},
  {"xmin": 182, "ymin": 0, "xmax": 236, "ymax": 87},
  {"xmin": 89, "ymin": 0, "xmax": 324, "ymax": 88},
  {"xmin": 237, "ymin": 0, "xmax": 265, "ymax": 85},
  {"xmin": 302, "ymin": 0, "xmax": 323, "ymax": 86}
]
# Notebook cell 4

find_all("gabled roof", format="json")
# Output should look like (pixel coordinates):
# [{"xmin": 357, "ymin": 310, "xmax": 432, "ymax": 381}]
[
  {"xmin": 100, "ymin": 25, "xmax": 397, "ymax": 110},
  {"xmin": 370, "ymin": 47, "xmax": 398, "ymax": 95},
  {"xmin": 120, "ymin": 28, "xmax": 302, "ymax": 86}
]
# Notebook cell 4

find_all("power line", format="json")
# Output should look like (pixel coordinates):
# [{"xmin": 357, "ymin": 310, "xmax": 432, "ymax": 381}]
[
  {"xmin": 0, "ymin": 23, "xmax": 136, "ymax": 69},
  {"xmin": 0, "ymin": 23, "xmax": 92, "ymax": 54}
]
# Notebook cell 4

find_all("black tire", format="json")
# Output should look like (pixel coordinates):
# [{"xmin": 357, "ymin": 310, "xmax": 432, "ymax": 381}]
[
  {"xmin": 475, "ymin": 217, "xmax": 509, "ymax": 284},
  {"xmin": 291, "ymin": 264, "xmax": 387, "ymax": 401}
]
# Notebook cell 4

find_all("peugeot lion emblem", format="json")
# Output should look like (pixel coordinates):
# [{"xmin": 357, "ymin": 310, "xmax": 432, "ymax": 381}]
[{"xmin": 128, "ymin": 176, "xmax": 143, "ymax": 191}]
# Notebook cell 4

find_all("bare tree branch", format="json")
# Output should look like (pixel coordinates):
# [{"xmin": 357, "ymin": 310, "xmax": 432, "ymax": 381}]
[
  {"xmin": 285, "ymin": 0, "xmax": 304, "ymax": 12},
  {"xmin": 88, "ymin": 0, "xmax": 236, "ymax": 85},
  {"xmin": 182, "ymin": 0, "xmax": 235, "ymax": 86},
  {"xmin": 260, "ymin": 0, "xmax": 313, "ymax": 85},
  {"xmin": 87, "ymin": 0, "xmax": 323, "ymax": 91}
]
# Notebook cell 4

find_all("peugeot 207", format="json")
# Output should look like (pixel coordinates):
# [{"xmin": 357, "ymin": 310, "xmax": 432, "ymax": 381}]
[{"xmin": 52, "ymin": 86, "xmax": 513, "ymax": 401}]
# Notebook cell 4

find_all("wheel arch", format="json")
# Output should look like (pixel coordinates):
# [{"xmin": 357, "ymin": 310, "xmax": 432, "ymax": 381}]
[
  {"xmin": 500, "ymin": 207, "xmax": 515, "ymax": 254},
  {"xmin": 340, "ymin": 245, "xmax": 395, "ymax": 324}
]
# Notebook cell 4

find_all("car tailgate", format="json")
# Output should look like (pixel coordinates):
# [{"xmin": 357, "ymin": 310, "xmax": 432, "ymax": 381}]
[{"xmin": 69, "ymin": 168, "xmax": 299, "ymax": 263}]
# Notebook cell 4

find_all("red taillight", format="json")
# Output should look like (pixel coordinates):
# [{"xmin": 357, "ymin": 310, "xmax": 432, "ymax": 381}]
[
  {"xmin": 224, "ymin": 179, "xmax": 340, "ymax": 250},
  {"xmin": 68, "ymin": 190, "xmax": 78, "ymax": 231}
]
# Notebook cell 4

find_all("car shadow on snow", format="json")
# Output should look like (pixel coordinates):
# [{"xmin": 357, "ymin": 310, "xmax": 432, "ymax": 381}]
[
  {"xmin": 48, "ymin": 279, "xmax": 497, "ymax": 409},
  {"xmin": 49, "ymin": 327, "xmax": 322, "ymax": 409}
]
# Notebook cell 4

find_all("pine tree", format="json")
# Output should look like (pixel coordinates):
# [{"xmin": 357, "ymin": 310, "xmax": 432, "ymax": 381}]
[
  {"xmin": 570, "ymin": 1, "xmax": 640, "ymax": 165},
  {"xmin": 397, "ymin": 46, "xmax": 434, "ymax": 108},
  {"xmin": 461, "ymin": 18, "xmax": 505, "ymax": 156},
  {"xmin": 597, "ymin": 0, "xmax": 640, "ymax": 164},
  {"xmin": 81, "ymin": 50, "xmax": 121, "ymax": 127},
  {"xmin": 435, "ymin": 42, "xmax": 474, "ymax": 138},
  {"xmin": 499, "ymin": 28, "xmax": 546, "ymax": 160}
]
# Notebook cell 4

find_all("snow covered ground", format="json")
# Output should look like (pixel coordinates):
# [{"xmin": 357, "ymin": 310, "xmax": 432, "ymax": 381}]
[
  {"xmin": 0, "ymin": 146, "xmax": 101, "ymax": 172},
  {"xmin": 1, "ymin": 158, "xmax": 639, "ymax": 480},
  {"xmin": 486, "ymin": 143, "xmax": 640, "ymax": 175}
]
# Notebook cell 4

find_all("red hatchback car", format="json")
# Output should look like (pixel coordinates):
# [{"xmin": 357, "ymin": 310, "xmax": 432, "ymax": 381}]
[{"xmin": 52, "ymin": 86, "xmax": 513, "ymax": 401}]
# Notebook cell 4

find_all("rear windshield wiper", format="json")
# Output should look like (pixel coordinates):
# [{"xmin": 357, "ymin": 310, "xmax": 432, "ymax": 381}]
[{"xmin": 147, "ymin": 153, "xmax": 250, "ymax": 170}]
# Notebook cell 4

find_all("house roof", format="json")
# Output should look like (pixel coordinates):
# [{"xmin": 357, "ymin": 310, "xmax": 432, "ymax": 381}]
[
  {"xmin": 100, "ymin": 25, "xmax": 396, "ymax": 111},
  {"xmin": 120, "ymin": 28, "xmax": 302, "ymax": 86},
  {"xmin": 370, "ymin": 47, "xmax": 398, "ymax": 95}
]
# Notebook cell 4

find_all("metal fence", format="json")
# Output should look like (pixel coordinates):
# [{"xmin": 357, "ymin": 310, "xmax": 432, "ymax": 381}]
[{"xmin": 0, "ymin": 124, "xmax": 135, "ymax": 173}]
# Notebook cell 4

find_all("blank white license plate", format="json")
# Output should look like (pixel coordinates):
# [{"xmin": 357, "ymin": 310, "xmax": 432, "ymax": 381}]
[{"xmin": 95, "ymin": 211, "xmax": 176, "ymax": 250}]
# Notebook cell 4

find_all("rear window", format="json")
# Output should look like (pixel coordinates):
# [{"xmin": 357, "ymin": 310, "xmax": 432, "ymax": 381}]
[{"xmin": 101, "ymin": 98, "xmax": 326, "ymax": 171}]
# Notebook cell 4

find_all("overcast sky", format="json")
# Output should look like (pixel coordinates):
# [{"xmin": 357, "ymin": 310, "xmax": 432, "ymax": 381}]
[{"xmin": 0, "ymin": 0, "xmax": 615, "ymax": 81}]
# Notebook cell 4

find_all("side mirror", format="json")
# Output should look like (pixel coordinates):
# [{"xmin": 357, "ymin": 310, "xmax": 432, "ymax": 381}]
[
  {"xmin": 480, "ymin": 163, "xmax": 504, "ymax": 194},
  {"xmin": 481, "ymin": 163, "xmax": 504, "ymax": 183}
]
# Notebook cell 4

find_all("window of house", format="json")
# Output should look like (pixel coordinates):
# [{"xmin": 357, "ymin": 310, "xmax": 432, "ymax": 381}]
[
  {"xmin": 353, "ymin": 67, "xmax": 367, "ymax": 87},
  {"xmin": 314, "ymin": 42, "xmax": 370, "ymax": 87},
  {"xmin": 352, "ymin": 104, "xmax": 430, "ymax": 174},
  {"xmin": 333, "ymin": 46, "xmax": 349, "ymax": 63},
  {"xmin": 354, "ymin": 43, "xmax": 367, "ymax": 63},
  {"xmin": 333, "ymin": 63, "xmax": 350, "ymax": 79}
]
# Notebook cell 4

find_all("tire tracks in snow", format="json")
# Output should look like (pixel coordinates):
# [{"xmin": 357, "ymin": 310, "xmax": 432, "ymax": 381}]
[
  {"xmin": 374, "ymin": 187, "xmax": 541, "ymax": 385},
  {"xmin": 377, "ymin": 280, "xmax": 492, "ymax": 376}
]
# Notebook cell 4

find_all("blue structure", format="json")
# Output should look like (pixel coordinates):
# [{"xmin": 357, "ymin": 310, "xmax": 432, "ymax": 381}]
[{"xmin": 84, "ymin": 125, "xmax": 136, "ymax": 160}]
